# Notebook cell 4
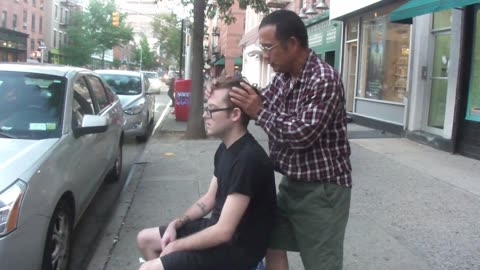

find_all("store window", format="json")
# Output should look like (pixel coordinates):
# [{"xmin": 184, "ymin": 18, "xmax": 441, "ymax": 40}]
[
  {"xmin": 344, "ymin": 20, "xmax": 358, "ymax": 112},
  {"xmin": 427, "ymin": 9, "xmax": 452, "ymax": 129},
  {"xmin": 357, "ymin": 12, "xmax": 410, "ymax": 103},
  {"xmin": 466, "ymin": 7, "xmax": 480, "ymax": 122}
]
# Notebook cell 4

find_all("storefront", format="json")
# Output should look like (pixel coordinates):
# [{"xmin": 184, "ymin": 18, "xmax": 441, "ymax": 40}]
[
  {"xmin": 304, "ymin": 12, "xmax": 342, "ymax": 69},
  {"xmin": 331, "ymin": 0, "xmax": 411, "ymax": 134},
  {"xmin": 0, "ymin": 29, "xmax": 28, "ymax": 62},
  {"xmin": 389, "ymin": 0, "xmax": 480, "ymax": 156}
]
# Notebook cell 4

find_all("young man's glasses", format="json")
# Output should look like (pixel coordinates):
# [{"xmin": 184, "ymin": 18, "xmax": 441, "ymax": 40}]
[
  {"xmin": 204, "ymin": 107, "xmax": 234, "ymax": 119},
  {"xmin": 259, "ymin": 42, "xmax": 279, "ymax": 53}
]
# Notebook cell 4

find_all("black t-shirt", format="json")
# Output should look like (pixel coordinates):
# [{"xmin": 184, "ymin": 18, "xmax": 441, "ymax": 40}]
[{"xmin": 211, "ymin": 132, "xmax": 277, "ymax": 259}]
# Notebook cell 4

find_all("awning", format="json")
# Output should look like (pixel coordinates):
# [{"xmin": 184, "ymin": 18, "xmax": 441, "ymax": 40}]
[
  {"xmin": 234, "ymin": 57, "xmax": 242, "ymax": 66},
  {"xmin": 390, "ymin": 0, "xmax": 480, "ymax": 24},
  {"xmin": 238, "ymin": 27, "xmax": 258, "ymax": 47},
  {"xmin": 214, "ymin": 57, "xmax": 225, "ymax": 66}
]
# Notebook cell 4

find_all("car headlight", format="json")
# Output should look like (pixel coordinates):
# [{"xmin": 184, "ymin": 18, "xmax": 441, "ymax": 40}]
[
  {"xmin": 0, "ymin": 180, "xmax": 27, "ymax": 236},
  {"xmin": 124, "ymin": 102, "xmax": 145, "ymax": 115}
]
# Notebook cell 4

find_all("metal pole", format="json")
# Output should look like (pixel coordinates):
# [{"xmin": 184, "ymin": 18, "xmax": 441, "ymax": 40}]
[
  {"xmin": 40, "ymin": 48, "xmax": 44, "ymax": 63},
  {"xmin": 140, "ymin": 46, "xmax": 143, "ymax": 71},
  {"xmin": 179, "ymin": 19, "xmax": 184, "ymax": 78}
]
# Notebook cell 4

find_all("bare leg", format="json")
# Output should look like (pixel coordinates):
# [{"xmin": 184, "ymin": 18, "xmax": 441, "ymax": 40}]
[
  {"xmin": 139, "ymin": 257, "xmax": 165, "ymax": 270},
  {"xmin": 137, "ymin": 227, "xmax": 164, "ymax": 260},
  {"xmin": 265, "ymin": 249, "xmax": 289, "ymax": 270}
]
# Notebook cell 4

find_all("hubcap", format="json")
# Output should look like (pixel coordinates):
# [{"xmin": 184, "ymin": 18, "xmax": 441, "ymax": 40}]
[{"xmin": 51, "ymin": 212, "xmax": 70, "ymax": 270}]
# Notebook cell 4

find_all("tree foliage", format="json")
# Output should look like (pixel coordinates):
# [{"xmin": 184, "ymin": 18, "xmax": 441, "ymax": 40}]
[
  {"xmin": 135, "ymin": 35, "xmax": 156, "ymax": 71},
  {"xmin": 63, "ymin": 12, "xmax": 96, "ymax": 67},
  {"xmin": 151, "ymin": 13, "xmax": 181, "ymax": 69},
  {"xmin": 64, "ymin": 0, "xmax": 133, "ymax": 67}
]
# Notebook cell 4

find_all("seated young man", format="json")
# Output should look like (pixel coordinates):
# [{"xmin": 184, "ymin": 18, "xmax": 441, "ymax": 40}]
[{"xmin": 137, "ymin": 77, "xmax": 277, "ymax": 270}]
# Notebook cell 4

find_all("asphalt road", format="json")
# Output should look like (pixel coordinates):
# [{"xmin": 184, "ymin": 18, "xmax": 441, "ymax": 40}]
[{"xmin": 69, "ymin": 91, "xmax": 170, "ymax": 270}]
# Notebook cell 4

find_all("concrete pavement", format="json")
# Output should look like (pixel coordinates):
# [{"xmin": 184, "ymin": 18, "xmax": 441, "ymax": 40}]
[{"xmin": 87, "ymin": 109, "xmax": 480, "ymax": 270}]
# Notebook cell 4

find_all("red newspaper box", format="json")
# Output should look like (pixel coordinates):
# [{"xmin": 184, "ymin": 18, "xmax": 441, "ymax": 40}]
[{"xmin": 174, "ymin": 79, "xmax": 192, "ymax": 121}]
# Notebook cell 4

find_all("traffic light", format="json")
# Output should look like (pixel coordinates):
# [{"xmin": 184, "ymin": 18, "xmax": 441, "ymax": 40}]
[{"xmin": 112, "ymin": 12, "xmax": 120, "ymax": 27}]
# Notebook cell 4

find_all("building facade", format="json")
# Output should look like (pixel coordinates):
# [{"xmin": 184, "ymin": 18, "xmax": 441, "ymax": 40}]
[{"xmin": 0, "ymin": 0, "xmax": 47, "ymax": 63}]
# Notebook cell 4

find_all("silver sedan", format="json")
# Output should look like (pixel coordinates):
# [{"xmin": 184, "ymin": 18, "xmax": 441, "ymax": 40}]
[
  {"xmin": 0, "ymin": 64, "xmax": 125, "ymax": 270},
  {"xmin": 96, "ymin": 70, "xmax": 156, "ymax": 142}
]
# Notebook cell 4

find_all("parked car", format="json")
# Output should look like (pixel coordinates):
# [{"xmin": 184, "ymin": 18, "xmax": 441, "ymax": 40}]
[
  {"xmin": 141, "ymin": 71, "xmax": 162, "ymax": 94},
  {"xmin": 0, "ymin": 63, "xmax": 124, "ymax": 270},
  {"xmin": 95, "ymin": 70, "xmax": 155, "ymax": 142}
]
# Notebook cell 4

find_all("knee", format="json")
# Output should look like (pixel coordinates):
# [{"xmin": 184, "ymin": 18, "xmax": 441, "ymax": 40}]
[{"xmin": 137, "ymin": 229, "xmax": 150, "ymax": 250}]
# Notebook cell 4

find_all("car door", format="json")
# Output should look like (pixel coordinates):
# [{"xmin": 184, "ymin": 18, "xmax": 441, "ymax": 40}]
[
  {"xmin": 85, "ymin": 74, "xmax": 118, "ymax": 167},
  {"xmin": 69, "ymin": 75, "xmax": 105, "ymax": 214}
]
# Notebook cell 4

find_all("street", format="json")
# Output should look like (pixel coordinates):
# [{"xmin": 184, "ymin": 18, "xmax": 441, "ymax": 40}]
[{"xmin": 69, "ymin": 91, "xmax": 170, "ymax": 270}]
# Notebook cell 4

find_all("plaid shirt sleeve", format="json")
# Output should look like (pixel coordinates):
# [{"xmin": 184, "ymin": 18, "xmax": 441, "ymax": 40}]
[{"xmin": 257, "ymin": 78, "xmax": 341, "ymax": 150}]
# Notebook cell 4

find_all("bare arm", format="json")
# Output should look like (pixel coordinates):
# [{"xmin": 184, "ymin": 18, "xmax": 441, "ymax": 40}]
[
  {"xmin": 171, "ymin": 176, "xmax": 218, "ymax": 229},
  {"xmin": 161, "ymin": 193, "xmax": 250, "ymax": 255}
]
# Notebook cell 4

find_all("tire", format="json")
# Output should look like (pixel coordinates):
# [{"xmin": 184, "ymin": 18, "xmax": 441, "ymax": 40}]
[
  {"xmin": 107, "ymin": 141, "xmax": 123, "ymax": 182},
  {"xmin": 42, "ymin": 201, "xmax": 73, "ymax": 270},
  {"xmin": 136, "ymin": 115, "xmax": 151, "ymax": 142}
]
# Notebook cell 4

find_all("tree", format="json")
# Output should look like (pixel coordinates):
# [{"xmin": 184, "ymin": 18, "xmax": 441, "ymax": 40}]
[
  {"xmin": 184, "ymin": 0, "xmax": 269, "ymax": 139},
  {"xmin": 151, "ymin": 13, "xmax": 181, "ymax": 69},
  {"xmin": 64, "ymin": 0, "xmax": 134, "ymax": 68},
  {"xmin": 63, "ymin": 11, "xmax": 96, "ymax": 67},
  {"xmin": 135, "ymin": 35, "xmax": 156, "ymax": 70}
]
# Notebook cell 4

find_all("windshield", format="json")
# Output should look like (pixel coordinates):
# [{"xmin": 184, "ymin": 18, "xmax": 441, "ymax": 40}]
[
  {"xmin": 99, "ymin": 74, "xmax": 142, "ymax": 95},
  {"xmin": 143, "ymin": 72, "xmax": 158, "ymax": 79},
  {"xmin": 0, "ymin": 71, "xmax": 66, "ymax": 140}
]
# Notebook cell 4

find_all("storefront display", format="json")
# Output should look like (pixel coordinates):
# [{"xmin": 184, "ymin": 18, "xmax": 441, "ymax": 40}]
[
  {"xmin": 466, "ymin": 7, "xmax": 480, "ymax": 122},
  {"xmin": 357, "ymin": 12, "xmax": 411, "ymax": 103}
]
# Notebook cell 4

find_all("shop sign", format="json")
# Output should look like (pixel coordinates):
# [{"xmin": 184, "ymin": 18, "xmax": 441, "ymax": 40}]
[{"xmin": 326, "ymin": 29, "xmax": 336, "ymax": 44}]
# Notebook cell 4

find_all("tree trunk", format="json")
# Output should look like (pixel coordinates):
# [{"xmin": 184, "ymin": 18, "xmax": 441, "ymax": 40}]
[{"xmin": 185, "ymin": 0, "xmax": 207, "ymax": 139}]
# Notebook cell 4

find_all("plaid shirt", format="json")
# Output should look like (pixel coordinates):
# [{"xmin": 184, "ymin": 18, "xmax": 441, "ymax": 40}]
[{"xmin": 256, "ymin": 50, "xmax": 352, "ymax": 187}]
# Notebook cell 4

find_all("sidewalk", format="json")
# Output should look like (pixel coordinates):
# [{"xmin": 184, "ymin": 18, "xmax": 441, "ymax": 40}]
[{"xmin": 87, "ymin": 112, "xmax": 480, "ymax": 270}]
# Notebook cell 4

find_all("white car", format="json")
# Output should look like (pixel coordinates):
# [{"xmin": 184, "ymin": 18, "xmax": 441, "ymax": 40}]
[
  {"xmin": 0, "ymin": 64, "xmax": 124, "ymax": 270},
  {"xmin": 142, "ymin": 71, "xmax": 162, "ymax": 94},
  {"xmin": 96, "ymin": 70, "xmax": 155, "ymax": 142}
]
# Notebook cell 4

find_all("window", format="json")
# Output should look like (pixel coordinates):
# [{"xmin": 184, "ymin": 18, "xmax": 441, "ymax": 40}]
[
  {"xmin": 39, "ymin": 16, "xmax": 42, "ymax": 33},
  {"xmin": 53, "ymin": 30, "xmax": 57, "ymax": 48},
  {"xmin": 64, "ymin": 10, "xmax": 68, "ymax": 24},
  {"xmin": 22, "ymin": 10, "xmax": 27, "ymax": 29},
  {"xmin": 87, "ymin": 76, "xmax": 110, "ymax": 112},
  {"xmin": 58, "ymin": 32, "xmax": 62, "ymax": 48},
  {"xmin": 54, "ymin": 4, "xmax": 58, "ymax": 20},
  {"xmin": 357, "ymin": 13, "xmax": 411, "ymax": 103},
  {"xmin": 32, "ymin": 0, "xmax": 36, "ymax": 6},
  {"xmin": 1, "ymin": 11, "xmax": 6, "ymax": 28},
  {"xmin": 60, "ymin": 8, "xmax": 63, "ymax": 22},
  {"xmin": 427, "ymin": 9, "xmax": 452, "ymax": 129},
  {"xmin": 30, "ymin": 38, "xmax": 35, "ymax": 51},
  {"xmin": 344, "ymin": 20, "xmax": 358, "ymax": 112},
  {"xmin": 64, "ymin": 33, "xmax": 67, "ymax": 45},
  {"xmin": 31, "ymin": 14, "xmax": 35, "ymax": 32},
  {"xmin": 466, "ymin": 7, "xmax": 480, "ymax": 122},
  {"xmin": 72, "ymin": 77, "xmax": 95, "ymax": 128},
  {"xmin": 12, "ymin": 14, "xmax": 17, "ymax": 30}
]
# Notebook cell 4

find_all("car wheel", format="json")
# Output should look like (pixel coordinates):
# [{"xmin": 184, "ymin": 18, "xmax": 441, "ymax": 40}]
[
  {"xmin": 136, "ymin": 115, "xmax": 151, "ymax": 142},
  {"xmin": 107, "ymin": 141, "xmax": 123, "ymax": 182},
  {"xmin": 42, "ymin": 201, "xmax": 73, "ymax": 270}
]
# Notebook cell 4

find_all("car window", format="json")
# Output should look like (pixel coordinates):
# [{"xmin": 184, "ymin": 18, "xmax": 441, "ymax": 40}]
[
  {"xmin": 143, "ymin": 72, "xmax": 158, "ymax": 79},
  {"xmin": 0, "ymin": 71, "xmax": 65, "ymax": 139},
  {"xmin": 99, "ymin": 74, "xmax": 142, "ymax": 95},
  {"xmin": 87, "ymin": 75, "xmax": 110, "ymax": 112},
  {"xmin": 72, "ymin": 77, "xmax": 94, "ymax": 129}
]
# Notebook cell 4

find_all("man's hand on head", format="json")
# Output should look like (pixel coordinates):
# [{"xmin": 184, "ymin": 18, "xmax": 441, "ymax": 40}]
[{"xmin": 230, "ymin": 82, "xmax": 262, "ymax": 119}]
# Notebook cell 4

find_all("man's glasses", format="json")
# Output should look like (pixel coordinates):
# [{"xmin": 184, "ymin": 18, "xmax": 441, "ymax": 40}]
[
  {"xmin": 259, "ymin": 42, "xmax": 279, "ymax": 53},
  {"xmin": 204, "ymin": 107, "xmax": 234, "ymax": 119}
]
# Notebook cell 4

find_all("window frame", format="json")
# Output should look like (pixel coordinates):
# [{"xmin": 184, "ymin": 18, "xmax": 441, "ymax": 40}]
[{"xmin": 465, "ymin": 5, "xmax": 480, "ymax": 122}]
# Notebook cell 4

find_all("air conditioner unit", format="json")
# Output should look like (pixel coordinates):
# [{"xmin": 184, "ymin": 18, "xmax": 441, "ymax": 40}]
[{"xmin": 265, "ymin": 0, "xmax": 290, "ymax": 8}]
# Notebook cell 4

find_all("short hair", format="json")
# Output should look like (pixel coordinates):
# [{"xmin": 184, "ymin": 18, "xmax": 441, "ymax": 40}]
[
  {"xmin": 259, "ymin": 9, "xmax": 309, "ymax": 48},
  {"xmin": 210, "ymin": 76, "xmax": 259, "ymax": 127}
]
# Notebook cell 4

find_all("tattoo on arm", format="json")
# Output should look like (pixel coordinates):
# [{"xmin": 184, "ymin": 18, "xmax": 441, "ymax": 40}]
[
  {"xmin": 176, "ymin": 215, "xmax": 190, "ymax": 228},
  {"xmin": 196, "ymin": 202, "xmax": 207, "ymax": 214}
]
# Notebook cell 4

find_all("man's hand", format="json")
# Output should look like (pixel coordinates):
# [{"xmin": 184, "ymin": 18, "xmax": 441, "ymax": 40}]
[
  {"xmin": 160, "ymin": 222, "xmax": 177, "ymax": 250},
  {"xmin": 230, "ymin": 82, "xmax": 262, "ymax": 119},
  {"xmin": 160, "ymin": 240, "xmax": 179, "ymax": 257}
]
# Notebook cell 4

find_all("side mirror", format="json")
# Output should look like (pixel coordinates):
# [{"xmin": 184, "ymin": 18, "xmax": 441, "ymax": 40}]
[{"xmin": 73, "ymin": 114, "xmax": 108, "ymax": 137}]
